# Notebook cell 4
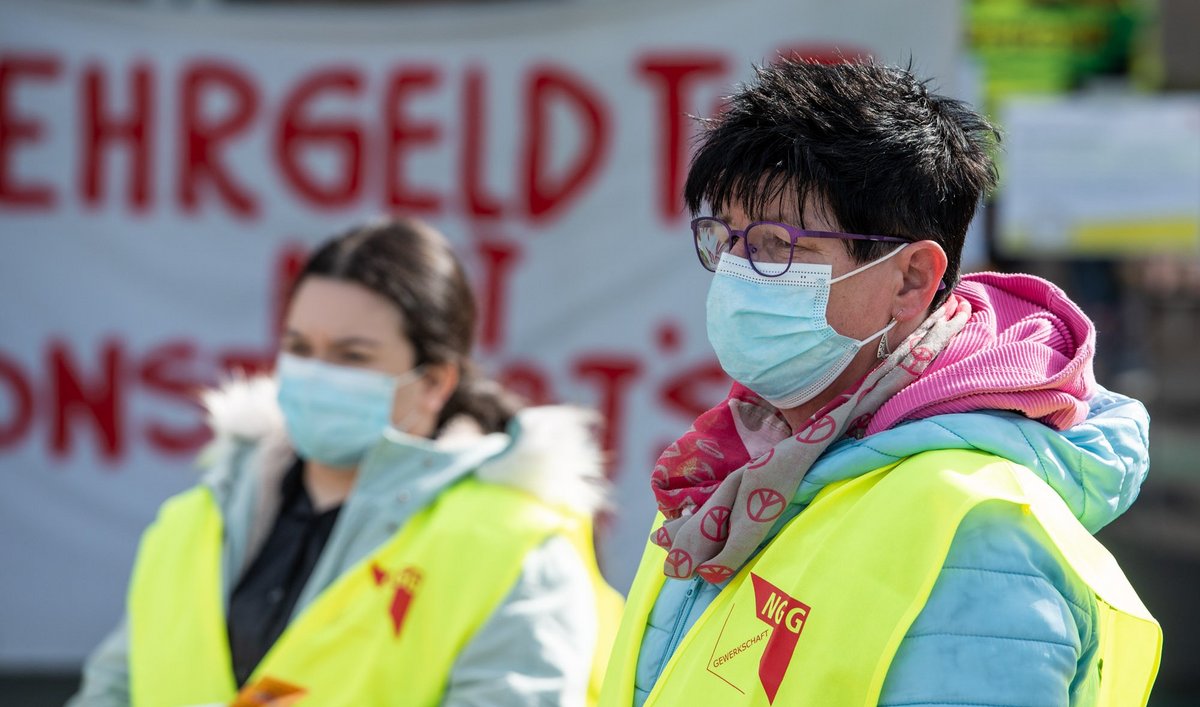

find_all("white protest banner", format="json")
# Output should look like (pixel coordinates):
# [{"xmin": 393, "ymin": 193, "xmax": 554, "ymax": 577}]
[
  {"xmin": 0, "ymin": 0, "xmax": 957, "ymax": 666},
  {"xmin": 998, "ymin": 94, "xmax": 1200, "ymax": 257}
]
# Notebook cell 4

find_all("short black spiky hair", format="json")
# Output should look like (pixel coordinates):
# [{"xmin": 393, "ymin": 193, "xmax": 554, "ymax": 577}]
[{"xmin": 685, "ymin": 59, "xmax": 999, "ymax": 305}]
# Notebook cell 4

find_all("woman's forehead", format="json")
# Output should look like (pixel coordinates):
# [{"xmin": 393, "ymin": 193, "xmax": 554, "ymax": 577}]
[{"xmin": 287, "ymin": 278, "xmax": 405, "ymax": 337}]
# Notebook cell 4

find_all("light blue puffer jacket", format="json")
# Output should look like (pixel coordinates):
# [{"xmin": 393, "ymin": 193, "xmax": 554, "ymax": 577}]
[{"xmin": 633, "ymin": 386, "xmax": 1149, "ymax": 706}]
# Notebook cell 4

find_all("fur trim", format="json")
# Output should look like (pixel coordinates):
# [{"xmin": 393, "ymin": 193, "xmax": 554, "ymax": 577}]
[
  {"xmin": 201, "ymin": 374, "xmax": 285, "ymax": 442},
  {"xmin": 195, "ymin": 377, "xmax": 292, "ymax": 534},
  {"xmin": 476, "ymin": 406, "xmax": 610, "ymax": 516},
  {"xmin": 199, "ymin": 376, "xmax": 609, "ymax": 516}
]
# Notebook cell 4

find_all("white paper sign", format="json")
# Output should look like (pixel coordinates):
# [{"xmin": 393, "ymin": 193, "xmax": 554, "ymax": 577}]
[{"xmin": 998, "ymin": 94, "xmax": 1200, "ymax": 257}]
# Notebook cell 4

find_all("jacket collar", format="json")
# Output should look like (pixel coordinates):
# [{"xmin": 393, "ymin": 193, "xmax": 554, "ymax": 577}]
[{"xmin": 200, "ymin": 375, "xmax": 608, "ymax": 517}]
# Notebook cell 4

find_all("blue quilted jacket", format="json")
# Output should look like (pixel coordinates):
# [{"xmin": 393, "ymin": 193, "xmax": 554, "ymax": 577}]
[{"xmin": 633, "ymin": 386, "xmax": 1150, "ymax": 706}]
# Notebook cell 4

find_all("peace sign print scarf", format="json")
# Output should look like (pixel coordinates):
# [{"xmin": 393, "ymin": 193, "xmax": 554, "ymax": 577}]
[{"xmin": 650, "ymin": 294, "xmax": 971, "ymax": 582}]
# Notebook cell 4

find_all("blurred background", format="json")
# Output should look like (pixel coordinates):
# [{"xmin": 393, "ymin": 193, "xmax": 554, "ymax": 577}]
[{"xmin": 0, "ymin": 0, "xmax": 1196, "ymax": 704}]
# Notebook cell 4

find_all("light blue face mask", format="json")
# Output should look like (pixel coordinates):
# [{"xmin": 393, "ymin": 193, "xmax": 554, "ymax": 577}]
[
  {"xmin": 705, "ymin": 248, "xmax": 904, "ymax": 409},
  {"xmin": 276, "ymin": 353, "xmax": 425, "ymax": 469}
]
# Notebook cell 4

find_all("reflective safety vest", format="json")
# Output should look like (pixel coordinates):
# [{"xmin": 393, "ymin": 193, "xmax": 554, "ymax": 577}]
[
  {"xmin": 599, "ymin": 449, "xmax": 1161, "ymax": 707},
  {"xmin": 127, "ymin": 477, "xmax": 622, "ymax": 707}
]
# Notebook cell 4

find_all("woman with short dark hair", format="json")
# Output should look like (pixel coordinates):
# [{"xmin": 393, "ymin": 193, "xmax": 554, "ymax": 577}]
[{"xmin": 600, "ymin": 60, "xmax": 1160, "ymax": 707}]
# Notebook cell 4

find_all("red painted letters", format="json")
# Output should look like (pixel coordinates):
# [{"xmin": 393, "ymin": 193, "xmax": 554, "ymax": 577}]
[
  {"xmin": 276, "ymin": 68, "xmax": 365, "ymax": 207},
  {"xmin": 178, "ymin": 61, "xmax": 259, "ymax": 216},
  {"xmin": 80, "ymin": 62, "xmax": 154, "ymax": 210},
  {"xmin": 0, "ymin": 54, "xmax": 61, "ymax": 208}
]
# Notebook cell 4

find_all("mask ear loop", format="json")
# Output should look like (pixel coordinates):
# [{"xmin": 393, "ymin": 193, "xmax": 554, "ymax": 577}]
[
  {"xmin": 389, "ymin": 365, "xmax": 429, "ymax": 435},
  {"xmin": 857, "ymin": 317, "xmax": 897, "ymax": 357},
  {"xmin": 830, "ymin": 244, "xmax": 907, "ymax": 361},
  {"xmin": 829, "ymin": 243, "xmax": 908, "ymax": 284}
]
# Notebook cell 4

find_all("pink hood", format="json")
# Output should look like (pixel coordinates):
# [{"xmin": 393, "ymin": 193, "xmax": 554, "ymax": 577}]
[{"xmin": 869, "ymin": 272, "xmax": 1097, "ymax": 434}]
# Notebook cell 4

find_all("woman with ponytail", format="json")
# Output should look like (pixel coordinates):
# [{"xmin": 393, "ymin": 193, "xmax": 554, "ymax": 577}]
[{"xmin": 72, "ymin": 217, "xmax": 621, "ymax": 707}]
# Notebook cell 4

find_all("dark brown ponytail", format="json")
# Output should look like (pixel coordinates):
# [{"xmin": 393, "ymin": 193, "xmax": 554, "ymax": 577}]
[{"xmin": 436, "ymin": 359, "xmax": 524, "ymax": 434}]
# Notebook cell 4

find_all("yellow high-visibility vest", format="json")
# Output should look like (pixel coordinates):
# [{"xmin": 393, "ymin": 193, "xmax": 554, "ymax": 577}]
[
  {"xmin": 128, "ymin": 477, "xmax": 622, "ymax": 707},
  {"xmin": 600, "ymin": 449, "xmax": 1160, "ymax": 706}
]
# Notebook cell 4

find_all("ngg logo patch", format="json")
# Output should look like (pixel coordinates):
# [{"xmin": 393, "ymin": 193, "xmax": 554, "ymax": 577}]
[
  {"xmin": 371, "ymin": 563, "xmax": 423, "ymax": 637},
  {"xmin": 750, "ymin": 573, "xmax": 811, "ymax": 702},
  {"xmin": 705, "ymin": 573, "xmax": 812, "ymax": 704}
]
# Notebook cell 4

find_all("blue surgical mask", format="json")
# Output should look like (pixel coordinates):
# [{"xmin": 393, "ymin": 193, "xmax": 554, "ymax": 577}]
[
  {"xmin": 705, "ymin": 248, "xmax": 904, "ymax": 408},
  {"xmin": 276, "ymin": 353, "xmax": 426, "ymax": 468}
]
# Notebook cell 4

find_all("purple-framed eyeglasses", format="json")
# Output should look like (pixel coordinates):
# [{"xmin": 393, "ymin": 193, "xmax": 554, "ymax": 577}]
[{"xmin": 691, "ymin": 216, "xmax": 908, "ymax": 277}]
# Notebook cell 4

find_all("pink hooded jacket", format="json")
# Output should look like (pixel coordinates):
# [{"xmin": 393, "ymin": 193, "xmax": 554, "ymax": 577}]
[{"xmin": 871, "ymin": 271, "xmax": 1097, "ymax": 434}]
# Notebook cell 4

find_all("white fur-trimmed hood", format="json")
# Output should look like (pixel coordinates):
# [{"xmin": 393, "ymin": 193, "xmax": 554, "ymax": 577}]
[{"xmin": 199, "ymin": 375, "xmax": 610, "ymax": 516}]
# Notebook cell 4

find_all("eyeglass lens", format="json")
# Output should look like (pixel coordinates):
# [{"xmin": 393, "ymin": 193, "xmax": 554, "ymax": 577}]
[
  {"xmin": 694, "ymin": 218, "xmax": 795, "ymax": 275},
  {"xmin": 693, "ymin": 218, "xmax": 729, "ymax": 271}
]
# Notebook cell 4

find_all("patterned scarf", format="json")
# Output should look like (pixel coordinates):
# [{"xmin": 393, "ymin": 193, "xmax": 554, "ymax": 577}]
[{"xmin": 649, "ymin": 294, "xmax": 972, "ymax": 582}]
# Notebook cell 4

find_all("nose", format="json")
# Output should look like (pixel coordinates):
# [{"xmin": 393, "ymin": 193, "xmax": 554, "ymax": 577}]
[{"xmin": 729, "ymin": 233, "xmax": 750, "ymax": 259}]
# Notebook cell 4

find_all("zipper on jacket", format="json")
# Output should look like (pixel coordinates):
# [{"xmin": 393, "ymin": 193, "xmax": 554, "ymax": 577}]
[{"xmin": 657, "ymin": 576, "xmax": 703, "ymax": 683}]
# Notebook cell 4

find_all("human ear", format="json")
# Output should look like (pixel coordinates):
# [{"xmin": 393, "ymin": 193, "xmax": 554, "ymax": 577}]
[
  {"xmin": 420, "ymin": 361, "xmax": 461, "ymax": 416},
  {"xmin": 891, "ymin": 241, "xmax": 948, "ymax": 322}
]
